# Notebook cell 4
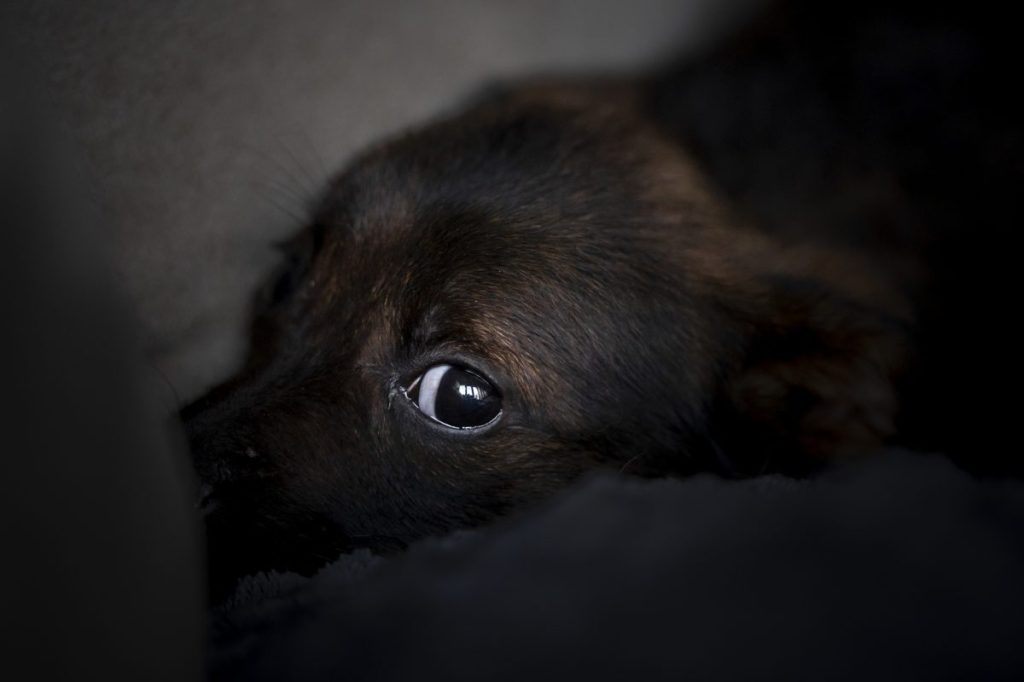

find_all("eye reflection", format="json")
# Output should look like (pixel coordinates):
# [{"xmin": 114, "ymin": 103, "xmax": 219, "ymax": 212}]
[{"xmin": 459, "ymin": 384, "xmax": 482, "ymax": 400}]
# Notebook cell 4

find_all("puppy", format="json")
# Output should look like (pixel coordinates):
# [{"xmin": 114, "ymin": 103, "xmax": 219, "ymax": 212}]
[{"xmin": 183, "ymin": 0, "xmax": 1018, "ymax": 600}]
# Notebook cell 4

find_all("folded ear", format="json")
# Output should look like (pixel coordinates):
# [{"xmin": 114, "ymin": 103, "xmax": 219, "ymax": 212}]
[{"xmin": 695, "ymin": 232, "xmax": 913, "ymax": 474}]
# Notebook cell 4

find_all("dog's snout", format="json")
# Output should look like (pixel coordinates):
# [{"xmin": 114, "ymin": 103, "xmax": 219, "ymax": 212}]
[{"xmin": 181, "ymin": 396, "xmax": 268, "ymax": 491}]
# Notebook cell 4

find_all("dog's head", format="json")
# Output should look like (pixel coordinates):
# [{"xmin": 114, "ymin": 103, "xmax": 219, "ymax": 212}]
[{"xmin": 184, "ymin": 82, "xmax": 909, "ymax": 598}]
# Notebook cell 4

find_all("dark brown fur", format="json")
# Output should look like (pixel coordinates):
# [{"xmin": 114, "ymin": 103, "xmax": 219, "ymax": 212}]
[{"xmin": 184, "ymin": 0, "xmax": 1019, "ymax": 601}]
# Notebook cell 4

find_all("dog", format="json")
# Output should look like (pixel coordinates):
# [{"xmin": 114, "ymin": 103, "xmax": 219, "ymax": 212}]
[{"xmin": 183, "ymin": 0, "xmax": 1020, "ymax": 601}]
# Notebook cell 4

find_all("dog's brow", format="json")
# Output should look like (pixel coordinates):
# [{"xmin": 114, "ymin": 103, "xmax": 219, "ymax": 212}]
[
  {"xmin": 403, "ymin": 305, "xmax": 445, "ymax": 349},
  {"xmin": 337, "ymin": 163, "xmax": 424, "ymax": 236}
]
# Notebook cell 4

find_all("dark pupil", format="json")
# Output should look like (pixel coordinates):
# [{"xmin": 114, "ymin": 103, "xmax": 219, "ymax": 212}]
[{"xmin": 435, "ymin": 367, "xmax": 501, "ymax": 427}]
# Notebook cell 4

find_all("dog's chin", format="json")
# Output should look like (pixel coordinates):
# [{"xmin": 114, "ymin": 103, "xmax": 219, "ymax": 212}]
[{"xmin": 201, "ymin": 492, "xmax": 355, "ymax": 604}]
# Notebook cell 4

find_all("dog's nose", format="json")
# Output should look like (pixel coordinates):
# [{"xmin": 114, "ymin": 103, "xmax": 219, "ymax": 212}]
[{"xmin": 180, "ymin": 392, "xmax": 268, "ymax": 497}]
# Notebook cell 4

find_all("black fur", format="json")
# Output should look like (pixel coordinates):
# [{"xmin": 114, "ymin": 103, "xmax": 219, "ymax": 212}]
[{"xmin": 184, "ymin": 0, "xmax": 1020, "ymax": 601}]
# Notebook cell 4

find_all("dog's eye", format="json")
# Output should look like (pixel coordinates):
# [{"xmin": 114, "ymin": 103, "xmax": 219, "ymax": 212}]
[{"xmin": 405, "ymin": 364, "xmax": 502, "ymax": 429}]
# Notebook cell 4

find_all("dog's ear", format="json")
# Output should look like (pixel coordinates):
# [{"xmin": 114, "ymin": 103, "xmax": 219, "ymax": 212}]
[{"xmin": 695, "ymin": 231, "xmax": 912, "ymax": 474}]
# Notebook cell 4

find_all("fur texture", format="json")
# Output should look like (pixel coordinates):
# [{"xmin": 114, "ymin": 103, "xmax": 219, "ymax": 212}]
[{"xmin": 184, "ymin": 0, "xmax": 1020, "ymax": 600}]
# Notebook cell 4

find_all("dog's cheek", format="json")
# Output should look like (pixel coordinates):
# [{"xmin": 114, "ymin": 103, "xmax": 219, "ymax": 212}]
[{"xmin": 360, "ymin": 426, "xmax": 599, "ymax": 540}]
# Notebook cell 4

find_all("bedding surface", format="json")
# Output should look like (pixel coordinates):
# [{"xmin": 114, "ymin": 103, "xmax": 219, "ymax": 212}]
[{"xmin": 212, "ymin": 453, "xmax": 1024, "ymax": 681}]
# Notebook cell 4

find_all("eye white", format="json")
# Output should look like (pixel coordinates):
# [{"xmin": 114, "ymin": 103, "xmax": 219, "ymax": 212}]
[{"xmin": 415, "ymin": 363, "xmax": 451, "ymax": 420}]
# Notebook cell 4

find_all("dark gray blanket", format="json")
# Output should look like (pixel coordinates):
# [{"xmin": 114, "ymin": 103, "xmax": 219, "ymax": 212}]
[{"xmin": 212, "ymin": 453, "xmax": 1024, "ymax": 681}]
